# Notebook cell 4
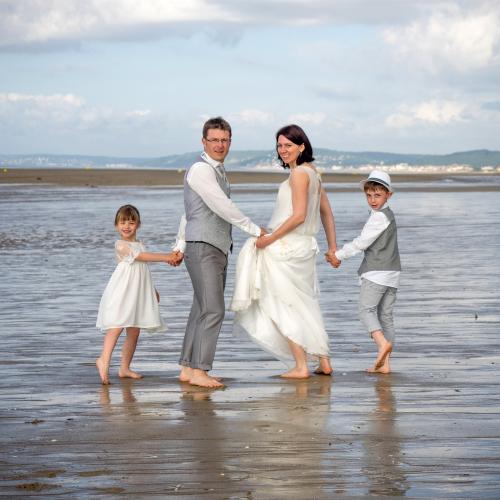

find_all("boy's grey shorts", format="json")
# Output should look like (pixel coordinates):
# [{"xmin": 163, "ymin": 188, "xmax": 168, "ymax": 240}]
[{"xmin": 358, "ymin": 278, "xmax": 397, "ymax": 343}]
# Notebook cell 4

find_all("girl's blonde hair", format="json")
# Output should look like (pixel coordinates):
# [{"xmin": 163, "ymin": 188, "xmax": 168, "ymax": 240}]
[{"xmin": 114, "ymin": 204, "xmax": 141, "ymax": 225}]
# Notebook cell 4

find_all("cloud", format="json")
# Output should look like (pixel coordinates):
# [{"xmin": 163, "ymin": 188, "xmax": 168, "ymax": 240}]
[
  {"xmin": 0, "ymin": 0, "xmax": 484, "ymax": 51},
  {"xmin": 385, "ymin": 100, "xmax": 467, "ymax": 128},
  {"xmin": 288, "ymin": 112, "xmax": 327, "ymax": 126},
  {"xmin": 383, "ymin": 6, "xmax": 500, "ymax": 73},
  {"xmin": 229, "ymin": 109, "xmax": 274, "ymax": 125}
]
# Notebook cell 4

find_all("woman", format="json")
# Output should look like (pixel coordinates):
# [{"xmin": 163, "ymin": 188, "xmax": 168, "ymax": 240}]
[{"xmin": 230, "ymin": 124, "xmax": 338, "ymax": 378}]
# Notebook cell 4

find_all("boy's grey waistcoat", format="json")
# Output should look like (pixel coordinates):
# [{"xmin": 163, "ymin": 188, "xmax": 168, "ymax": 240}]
[
  {"xmin": 358, "ymin": 206, "xmax": 401, "ymax": 275},
  {"xmin": 184, "ymin": 156, "xmax": 232, "ymax": 254}
]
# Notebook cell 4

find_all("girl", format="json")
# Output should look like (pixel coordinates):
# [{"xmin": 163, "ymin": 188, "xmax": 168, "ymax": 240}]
[{"xmin": 96, "ymin": 204, "xmax": 177, "ymax": 385}]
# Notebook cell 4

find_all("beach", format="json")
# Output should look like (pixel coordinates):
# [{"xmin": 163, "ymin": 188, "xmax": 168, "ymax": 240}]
[
  {"xmin": 2, "ymin": 167, "xmax": 500, "ymax": 191},
  {"xmin": 1, "ymin": 182, "xmax": 500, "ymax": 497}
]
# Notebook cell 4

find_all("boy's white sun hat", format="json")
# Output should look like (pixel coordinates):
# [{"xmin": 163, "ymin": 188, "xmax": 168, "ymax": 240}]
[{"xmin": 360, "ymin": 170, "xmax": 393, "ymax": 192}]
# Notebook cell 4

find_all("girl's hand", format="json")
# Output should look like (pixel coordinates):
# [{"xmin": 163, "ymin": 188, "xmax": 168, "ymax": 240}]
[{"xmin": 256, "ymin": 234, "xmax": 273, "ymax": 249}]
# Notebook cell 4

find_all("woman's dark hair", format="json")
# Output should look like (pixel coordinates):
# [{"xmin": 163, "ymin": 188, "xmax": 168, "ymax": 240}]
[
  {"xmin": 275, "ymin": 124, "xmax": 315, "ymax": 169},
  {"xmin": 114, "ymin": 204, "xmax": 141, "ymax": 225}
]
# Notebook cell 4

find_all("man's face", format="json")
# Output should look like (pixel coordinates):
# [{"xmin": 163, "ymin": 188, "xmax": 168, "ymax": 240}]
[{"xmin": 202, "ymin": 128, "xmax": 231, "ymax": 163}]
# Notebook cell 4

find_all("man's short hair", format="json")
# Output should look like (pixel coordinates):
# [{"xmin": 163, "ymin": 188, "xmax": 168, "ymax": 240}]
[{"xmin": 203, "ymin": 116, "xmax": 232, "ymax": 139}]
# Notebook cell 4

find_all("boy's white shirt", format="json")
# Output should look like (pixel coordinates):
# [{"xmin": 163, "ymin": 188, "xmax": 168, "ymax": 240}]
[
  {"xmin": 173, "ymin": 152, "xmax": 260, "ymax": 252},
  {"xmin": 335, "ymin": 203, "xmax": 400, "ymax": 288}
]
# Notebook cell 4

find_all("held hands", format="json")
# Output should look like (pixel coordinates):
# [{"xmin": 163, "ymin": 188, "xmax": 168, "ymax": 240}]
[
  {"xmin": 256, "ymin": 233, "xmax": 273, "ymax": 250},
  {"xmin": 166, "ymin": 250, "xmax": 184, "ymax": 267},
  {"xmin": 325, "ymin": 249, "xmax": 341, "ymax": 268}
]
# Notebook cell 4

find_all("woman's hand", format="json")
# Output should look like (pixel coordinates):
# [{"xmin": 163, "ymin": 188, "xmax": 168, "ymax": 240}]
[{"xmin": 255, "ymin": 234, "xmax": 273, "ymax": 249}]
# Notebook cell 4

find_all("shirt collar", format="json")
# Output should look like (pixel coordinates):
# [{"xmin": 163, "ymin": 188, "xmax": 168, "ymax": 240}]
[{"xmin": 201, "ymin": 151, "xmax": 223, "ymax": 169}]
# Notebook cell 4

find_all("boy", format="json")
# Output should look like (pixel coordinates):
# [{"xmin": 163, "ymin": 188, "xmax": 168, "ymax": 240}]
[{"xmin": 328, "ymin": 170, "xmax": 401, "ymax": 373}]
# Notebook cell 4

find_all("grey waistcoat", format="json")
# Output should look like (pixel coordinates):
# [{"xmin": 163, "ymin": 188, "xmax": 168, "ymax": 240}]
[
  {"xmin": 184, "ymin": 156, "xmax": 232, "ymax": 254},
  {"xmin": 358, "ymin": 206, "xmax": 401, "ymax": 275}
]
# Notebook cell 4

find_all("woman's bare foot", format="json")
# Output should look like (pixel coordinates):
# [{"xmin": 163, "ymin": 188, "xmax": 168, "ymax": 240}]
[
  {"xmin": 280, "ymin": 367, "xmax": 310, "ymax": 379},
  {"xmin": 314, "ymin": 357, "xmax": 333, "ymax": 375},
  {"xmin": 189, "ymin": 371, "xmax": 225, "ymax": 388},
  {"xmin": 118, "ymin": 368, "xmax": 143, "ymax": 379},
  {"xmin": 96, "ymin": 357, "xmax": 110, "ymax": 385},
  {"xmin": 374, "ymin": 341, "xmax": 392, "ymax": 369}
]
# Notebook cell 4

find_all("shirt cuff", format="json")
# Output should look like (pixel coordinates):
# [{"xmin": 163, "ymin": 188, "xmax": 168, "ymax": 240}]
[
  {"xmin": 173, "ymin": 240, "xmax": 186, "ymax": 253},
  {"xmin": 249, "ymin": 223, "xmax": 261, "ymax": 237}
]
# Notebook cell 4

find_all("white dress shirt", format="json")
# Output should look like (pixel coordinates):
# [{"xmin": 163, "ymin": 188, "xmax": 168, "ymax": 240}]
[
  {"xmin": 335, "ymin": 204, "xmax": 400, "ymax": 288},
  {"xmin": 174, "ymin": 152, "xmax": 260, "ymax": 252}
]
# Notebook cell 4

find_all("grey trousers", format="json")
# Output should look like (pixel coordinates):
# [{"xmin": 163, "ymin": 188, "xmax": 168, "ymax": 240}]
[
  {"xmin": 179, "ymin": 242, "xmax": 228, "ymax": 371},
  {"xmin": 359, "ymin": 278, "xmax": 397, "ymax": 343}
]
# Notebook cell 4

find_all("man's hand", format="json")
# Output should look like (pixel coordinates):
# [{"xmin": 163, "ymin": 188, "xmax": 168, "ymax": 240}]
[
  {"xmin": 259, "ymin": 226, "xmax": 268, "ymax": 236},
  {"xmin": 167, "ymin": 250, "xmax": 184, "ymax": 266}
]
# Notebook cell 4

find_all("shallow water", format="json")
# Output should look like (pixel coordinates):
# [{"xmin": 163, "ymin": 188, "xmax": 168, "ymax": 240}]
[{"xmin": 1, "ymin": 184, "xmax": 499, "ymax": 497}]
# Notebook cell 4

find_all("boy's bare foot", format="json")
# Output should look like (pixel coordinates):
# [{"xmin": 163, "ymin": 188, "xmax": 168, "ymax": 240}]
[
  {"xmin": 374, "ymin": 341, "xmax": 392, "ymax": 369},
  {"xmin": 118, "ymin": 368, "xmax": 143, "ymax": 379},
  {"xmin": 189, "ymin": 372, "xmax": 225, "ymax": 388},
  {"xmin": 367, "ymin": 355, "xmax": 391, "ymax": 374},
  {"xmin": 280, "ymin": 367, "xmax": 310, "ymax": 379},
  {"xmin": 96, "ymin": 358, "xmax": 110, "ymax": 385}
]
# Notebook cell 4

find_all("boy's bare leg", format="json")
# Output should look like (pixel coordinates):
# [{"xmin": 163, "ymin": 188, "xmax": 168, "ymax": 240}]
[
  {"xmin": 118, "ymin": 328, "xmax": 143, "ymax": 379},
  {"xmin": 281, "ymin": 338, "xmax": 310, "ymax": 379},
  {"xmin": 96, "ymin": 328, "xmax": 123, "ymax": 384},
  {"xmin": 189, "ymin": 368, "xmax": 225, "ymax": 388},
  {"xmin": 314, "ymin": 356, "xmax": 333, "ymax": 375},
  {"xmin": 370, "ymin": 330, "xmax": 392, "ymax": 371}
]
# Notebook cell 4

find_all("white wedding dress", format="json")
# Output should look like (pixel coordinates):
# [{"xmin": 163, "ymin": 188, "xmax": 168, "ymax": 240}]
[{"xmin": 230, "ymin": 165, "xmax": 330, "ymax": 365}]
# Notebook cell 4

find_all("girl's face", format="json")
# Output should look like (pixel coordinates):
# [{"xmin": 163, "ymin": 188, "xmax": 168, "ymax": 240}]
[
  {"xmin": 276, "ymin": 134, "xmax": 304, "ymax": 168},
  {"xmin": 116, "ymin": 217, "xmax": 139, "ymax": 241}
]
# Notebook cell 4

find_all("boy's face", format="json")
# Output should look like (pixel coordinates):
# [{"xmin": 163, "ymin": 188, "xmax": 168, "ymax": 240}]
[{"xmin": 365, "ymin": 186, "xmax": 392, "ymax": 211}]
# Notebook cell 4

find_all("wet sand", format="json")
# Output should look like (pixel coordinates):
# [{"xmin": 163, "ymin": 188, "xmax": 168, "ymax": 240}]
[
  {"xmin": 1, "ymin": 185, "xmax": 499, "ymax": 497},
  {"xmin": 2, "ymin": 167, "xmax": 500, "ymax": 191}
]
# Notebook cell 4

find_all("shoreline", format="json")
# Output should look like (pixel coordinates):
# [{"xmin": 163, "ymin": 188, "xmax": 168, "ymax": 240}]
[{"xmin": 1, "ymin": 168, "xmax": 500, "ymax": 191}]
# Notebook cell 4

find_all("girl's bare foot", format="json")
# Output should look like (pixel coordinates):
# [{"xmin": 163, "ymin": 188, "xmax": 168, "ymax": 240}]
[
  {"xmin": 96, "ymin": 357, "xmax": 110, "ymax": 385},
  {"xmin": 118, "ymin": 368, "xmax": 143, "ymax": 379},
  {"xmin": 280, "ymin": 367, "xmax": 310, "ymax": 379}
]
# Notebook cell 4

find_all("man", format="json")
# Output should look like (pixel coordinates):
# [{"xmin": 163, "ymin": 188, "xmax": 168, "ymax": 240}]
[{"xmin": 172, "ymin": 117, "xmax": 265, "ymax": 388}]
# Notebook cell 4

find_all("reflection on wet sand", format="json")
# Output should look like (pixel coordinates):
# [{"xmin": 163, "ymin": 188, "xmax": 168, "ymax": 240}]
[{"xmin": 362, "ymin": 376, "xmax": 408, "ymax": 496}]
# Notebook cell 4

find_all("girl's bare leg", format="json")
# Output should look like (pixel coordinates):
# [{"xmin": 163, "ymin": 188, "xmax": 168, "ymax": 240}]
[
  {"xmin": 118, "ymin": 328, "xmax": 143, "ymax": 379},
  {"xmin": 96, "ymin": 328, "xmax": 123, "ymax": 384},
  {"xmin": 281, "ymin": 338, "xmax": 310, "ymax": 379}
]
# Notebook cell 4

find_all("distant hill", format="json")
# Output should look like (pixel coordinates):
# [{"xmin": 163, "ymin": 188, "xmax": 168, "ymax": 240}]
[{"xmin": 1, "ymin": 149, "xmax": 499, "ymax": 171}]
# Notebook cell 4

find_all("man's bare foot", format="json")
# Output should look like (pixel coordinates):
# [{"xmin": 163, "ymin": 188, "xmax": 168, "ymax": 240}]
[
  {"xmin": 314, "ymin": 358, "xmax": 333, "ymax": 375},
  {"xmin": 189, "ymin": 372, "xmax": 225, "ymax": 388},
  {"xmin": 179, "ymin": 366, "xmax": 193, "ymax": 382},
  {"xmin": 118, "ymin": 368, "xmax": 143, "ymax": 379},
  {"xmin": 374, "ymin": 341, "xmax": 392, "ymax": 369},
  {"xmin": 280, "ymin": 367, "xmax": 310, "ymax": 379},
  {"xmin": 96, "ymin": 357, "xmax": 110, "ymax": 385}
]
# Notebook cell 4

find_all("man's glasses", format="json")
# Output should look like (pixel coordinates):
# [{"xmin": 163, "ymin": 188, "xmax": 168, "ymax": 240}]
[{"xmin": 205, "ymin": 138, "xmax": 231, "ymax": 145}]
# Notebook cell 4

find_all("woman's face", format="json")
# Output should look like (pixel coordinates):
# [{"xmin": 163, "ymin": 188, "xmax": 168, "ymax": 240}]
[{"xmin": 276, "ymin": 134, "xmax": 304, "ymax": 168}]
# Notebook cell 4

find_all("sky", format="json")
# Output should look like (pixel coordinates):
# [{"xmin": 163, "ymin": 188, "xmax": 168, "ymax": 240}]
[{"xmin": 1, "ymin": 0, "xmax": 499, "ymax": 157}]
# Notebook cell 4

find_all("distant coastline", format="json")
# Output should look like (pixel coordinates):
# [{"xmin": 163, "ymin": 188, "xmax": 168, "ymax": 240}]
[{"xmin": 2, "ymin": 168, "xmax": 500, "ymax": 191}]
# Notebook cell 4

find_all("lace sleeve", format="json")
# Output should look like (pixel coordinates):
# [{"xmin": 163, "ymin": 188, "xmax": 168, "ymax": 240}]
[{"xmin": 115, "ymin": 240, "xmax": 142, "ymax": 263}]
